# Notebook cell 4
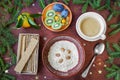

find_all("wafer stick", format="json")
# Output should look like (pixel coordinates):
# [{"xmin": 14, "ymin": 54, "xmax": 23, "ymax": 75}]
[
  {"xmin": 21, "ymin": 35, "xmax": 28, "ymax": 72},
  {"xmin": 27, "ymin": 35, "xmax": 35, "ymax": 72},
  {"xmin": 21, "ymin": 36, "xmax": 26, "ymax": 56},
  {"xmin": 26, "ymin": 34, "xmax": 30, "ymax": 72},
  {"xmin": 21, "ymin": 36, "xmax": 27, "ymax": 72},
  {"xmin": 30, "ymin": 35, "xmax": 34, "ymax": 72},
  {"xmin": 36, "ymin": 35, "xmax": 39, "ymax": 73},
  {"xmin": 14, "ymin": 38, "xmax": 38, "ymax": 73},
  {"xmin": 17, "ymin": 34, "xmax": 23, "ymax": 62},
  {"xmin": 33, "ymin": 35, "xmax": 38, "ymax": 72}
]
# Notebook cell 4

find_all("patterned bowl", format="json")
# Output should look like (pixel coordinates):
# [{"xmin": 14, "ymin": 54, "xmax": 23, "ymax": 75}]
[{"xmin": 42, "ymin": 35, "xmax": 85, "ymax": 78}]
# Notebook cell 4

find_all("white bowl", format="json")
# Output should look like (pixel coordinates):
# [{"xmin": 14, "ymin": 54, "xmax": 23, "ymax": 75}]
[{"xmin": 76, "ymin": 12, "xmax": 106, "ymax": 41}]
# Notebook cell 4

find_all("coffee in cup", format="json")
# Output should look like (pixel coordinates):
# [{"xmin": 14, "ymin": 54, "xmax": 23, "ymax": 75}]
[{"xmin": 76, "ymin": 12, "xmax": 106, "ymax": 41}]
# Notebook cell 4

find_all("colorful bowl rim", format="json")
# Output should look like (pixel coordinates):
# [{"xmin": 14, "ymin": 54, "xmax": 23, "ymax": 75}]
[
  {"xmin": 41, "ymin": 2, "xmax": 72, "ymax": 32},
  {"xmin": 42, "ymin": 35, "xmax": 85, "ymax": 78}
]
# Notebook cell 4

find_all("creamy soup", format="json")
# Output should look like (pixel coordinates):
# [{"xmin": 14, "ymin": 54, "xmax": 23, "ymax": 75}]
[
  {"xmin": 48, "ymin": 40, "xmax": 78, "ymax": 72},
  {"xmin": 80, "ymin": 17, "xmax": 100, "ymax": 37}
]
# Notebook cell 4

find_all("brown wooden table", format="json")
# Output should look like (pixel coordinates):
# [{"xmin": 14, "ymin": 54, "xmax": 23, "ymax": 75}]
[{"xmin": 9, "ymin": 1, "xmax": 120, "ymax": 80}]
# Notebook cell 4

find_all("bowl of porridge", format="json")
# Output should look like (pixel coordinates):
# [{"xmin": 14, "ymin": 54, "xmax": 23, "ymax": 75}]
[{"xmin": 42, "ymin": 35, "xmax": 85, "ymax": 78}]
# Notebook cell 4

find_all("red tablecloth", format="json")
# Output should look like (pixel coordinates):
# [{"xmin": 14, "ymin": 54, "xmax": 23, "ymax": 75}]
[{"xmin": 9, "ymin": 1, "xmax": 120, "ymax": 80}]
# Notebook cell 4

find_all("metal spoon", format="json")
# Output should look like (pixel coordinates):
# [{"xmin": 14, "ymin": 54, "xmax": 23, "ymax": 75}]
[{"xmin": 81, "ymin": 43, "xmax": 105, "ymax": 78}]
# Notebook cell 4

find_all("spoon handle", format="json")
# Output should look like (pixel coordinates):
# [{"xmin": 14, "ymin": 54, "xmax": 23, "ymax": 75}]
[{"xmin": 81, "ymin": 55, "xmax": 96, "ymax": 78}]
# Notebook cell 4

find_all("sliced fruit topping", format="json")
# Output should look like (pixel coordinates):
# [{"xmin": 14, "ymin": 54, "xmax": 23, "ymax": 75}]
[
  {"xmin": 52, "ymin": 22, "xmax": 62, "ymax": 30},
  {"xmin": 53, "ymin": 4, "xmax": 64, "ymax": 12},
  {"xmin": 61, "ymin": 18, "xmax": 66, "ymax": 25},
  {"xmin": 61, "ymin": 9, "xmax": 69, "ymax": 18},
  {"xmin": 54, "ymin": 14, "xmax": 62, "ymax": 22},
  {"xmin": 67, "ymin": 49, "xmax": 71, "ymax": 54},
  {"xmin": 66, "ymin": 56, "xmax": 71, "ymax": 60},
  {"xmin": 46, "ymin": 10, "xmax": 55, "ymax": 17},
  {"xmin": 58, "ymin": 58, "xmax": 63, "ymax": 63},
  {"xmin": 45, "ymin": 17, "xmax": 54, "ymax": 26},
  {"xmin": 61, "ymin": 48, "xmax": 65, "ymax": 52},
  {"xmin": 55, "ymin": 53, "xmax": 60, "ymax": 57}
]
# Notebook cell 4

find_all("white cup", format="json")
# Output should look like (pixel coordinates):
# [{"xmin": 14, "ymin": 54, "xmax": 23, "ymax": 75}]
[{"xmin": 76, "ymin": 12, "xmax": 106, "ymax": 41}]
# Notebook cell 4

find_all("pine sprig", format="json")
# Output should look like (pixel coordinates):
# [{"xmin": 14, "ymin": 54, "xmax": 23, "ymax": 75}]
[
  {"xmin": 0, "ymin": 57, "xmax": 15, "ymax": 80},
  {"xmin": 72, "ymin": 0, "xmax": 85, "ymax": 4},
  {"xmin": 109, "ymin": 22, "xmax": 120, "ymax": 36},
  {"xmin": 0, "ymin": 0, "xmax": 37, "ymax": 79},
  {"xmin": 72, "ymin": 0, "xmax": 102, "ymax": 13},
  {"xmin": 62, "ymin": 0, "xmax": 70, "ymax": 5},
  {"xmin": 0, "ymin": 27, "xmax": 17, "ymax": 64},
  {"xmin": 105, "ymin": 41, "xmax": 120, "ymax": 80},
  {"xmin": 23, "ymin": 0, "xmax": 34, "ymax": 6},
  {"xmin": 38, "ymin": 0, "xmax": 46, "ymax": 9},
  {"xmin": 106, "ymin": 64, "xmax": 120, "ymax": 80}
]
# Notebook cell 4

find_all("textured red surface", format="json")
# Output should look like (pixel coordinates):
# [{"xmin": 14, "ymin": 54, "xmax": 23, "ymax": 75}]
[{"xmin": 9, "ymin": 1, "xmax": 120, "ymax": 80}]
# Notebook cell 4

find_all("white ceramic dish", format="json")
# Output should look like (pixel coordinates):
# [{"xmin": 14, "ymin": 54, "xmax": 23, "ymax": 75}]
[{"xmin": 76, "ymin": 12, "xmax": 106, "ymax": 41}]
